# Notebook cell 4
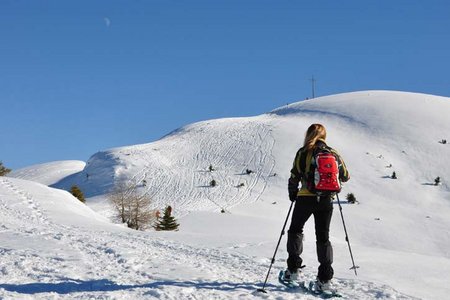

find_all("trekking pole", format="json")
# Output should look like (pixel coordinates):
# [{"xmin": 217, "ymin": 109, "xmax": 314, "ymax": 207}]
[
  {"xmin": 257, "ymin": 200, "xmax": 295, "ymax": 293},
  {"xmin": 336, "ymin": 193, "xmax": 359, "ymax": 275}
]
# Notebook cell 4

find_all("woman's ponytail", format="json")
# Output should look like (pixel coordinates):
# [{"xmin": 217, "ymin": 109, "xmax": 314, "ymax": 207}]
[{"xmin": 303, "ymin": 124, "xmax": 327, "ymax": 151}]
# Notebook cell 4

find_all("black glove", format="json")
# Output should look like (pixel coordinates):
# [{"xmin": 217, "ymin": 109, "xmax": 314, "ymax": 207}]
[
  {"xmin": 288, "ymin": 189, "xmax": 298, "ymax": 202},
  {"xmin": 288, "ymin": 177, "xmax": 299, "ymax": 202}
]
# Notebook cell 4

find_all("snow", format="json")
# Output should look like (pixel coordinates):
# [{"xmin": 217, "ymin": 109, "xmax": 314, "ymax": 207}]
[
  {"xmin": 2, "ymin": 90, "xmax": 450, "ymax": 299},
  {"xmin": 9, "ymin": 160, "xmax": 86, "ymax": 186}
]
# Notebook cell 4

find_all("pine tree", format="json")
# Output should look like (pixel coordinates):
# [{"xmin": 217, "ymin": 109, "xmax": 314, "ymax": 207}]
[
  {"xmin": 434, "ymin": 177, "xmax": 441, "ymax": 186},
  {"xmin": 391, "ymin": 171, "xmax": 397, "ymax": 179},
  {"xmin": 346, "ymin": 193, "xmax": 357, "ymax": 204},
  {"xmin": 70, "ymin": 185, "xmax": 85, "ymax": 203},
  {"xmin": 154, "ymin": 206, "xmax": 179, "ymax": 231},
  {"xmin": 0, "ymin": 161, "xmax": 11, "ymax": 176},
  {"xmin": 210, "ymin": 179, "xmax": 217, "ymax": 187}
]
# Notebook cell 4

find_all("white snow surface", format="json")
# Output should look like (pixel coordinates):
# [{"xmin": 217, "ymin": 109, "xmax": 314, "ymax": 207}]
[
  {"xmin": 1, "ymin": 91, "xmax": 450, "ymax": 299},
  {"xmin": 9, "ymin": 160, "xmax": 86, "ymax": 186}
]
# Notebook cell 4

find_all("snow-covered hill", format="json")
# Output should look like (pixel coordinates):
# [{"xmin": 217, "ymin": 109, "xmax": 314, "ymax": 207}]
[
  {"xmin": 3, "ymin": 91, "xmax": 450, "ymax": 299},
  {"xmin": 9, "ymin": 160, "xmax": 86, "ymax": 186}
]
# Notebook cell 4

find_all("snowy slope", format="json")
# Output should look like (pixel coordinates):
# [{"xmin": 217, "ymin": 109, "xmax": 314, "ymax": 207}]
[
  {"xmin": 0, "ymin": 178, "xmax": 418, "ymax": 300},
  {"xmin": 2, "ymin": 90, "xmax": 450, "ymax": 299},
  {"xmin": 9, "ymin": 160, "xmax": 86, "ymax": 186}
]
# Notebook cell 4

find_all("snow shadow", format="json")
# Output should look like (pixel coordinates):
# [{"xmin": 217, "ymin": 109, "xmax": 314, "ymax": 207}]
[
  {"xmin": 234, "ymin": 171, "xmax": 256, "ymax": 176},
  {"xmin": 0, "ymin": 279, "xmax": 278, "ymax": 295},
  {"xmin": 51, "ymin": 172, "xmax": 111, "ymax": 198},
  {"xmin": 270, "ymin": 107, "xmax": 370, "ymax": 129},
  {"xmin": 331, "ymin": 200, "xmax": 354, "ymax": 205},
  {"xmin": 0, "ymin": 279, "xmax": 126, "ymax": 294},
  {"xmin": 142, "ymin": 280, "xmax": 279, "ymax": 293}
]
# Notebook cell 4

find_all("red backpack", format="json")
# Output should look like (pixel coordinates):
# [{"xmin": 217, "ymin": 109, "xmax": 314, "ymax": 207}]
[{"xmin": 302, "ymin": 147, "xmax": 341, "ymax": 195}]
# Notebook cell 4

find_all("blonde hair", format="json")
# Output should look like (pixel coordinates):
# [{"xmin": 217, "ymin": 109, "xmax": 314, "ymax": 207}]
[{"xmin": 303, "ymin": 124, "xmax": 327, "ymax": 151}]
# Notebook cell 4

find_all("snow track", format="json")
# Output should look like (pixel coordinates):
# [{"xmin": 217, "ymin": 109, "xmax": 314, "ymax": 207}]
[
  {"xmin": 68, "ymin": 117, "xmax": 279, "ymax": 216},
  {"xmin": 0, "ymin": 178, "xmax": 133, "ymax": 282},
  {"xmin": 0, "ymin": 178, "xmax": 417, "ymax": 299}
]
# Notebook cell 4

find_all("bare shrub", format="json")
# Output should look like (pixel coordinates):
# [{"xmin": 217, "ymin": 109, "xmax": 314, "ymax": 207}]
[{"xmin": 108, "ymin": 181, "xmax": 156, "ymax": 230}]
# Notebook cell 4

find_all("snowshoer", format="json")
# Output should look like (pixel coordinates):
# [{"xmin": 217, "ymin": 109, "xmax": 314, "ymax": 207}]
[{"xmin": 285, "ymin": 124, "xmax": 349, "ymax": 291}]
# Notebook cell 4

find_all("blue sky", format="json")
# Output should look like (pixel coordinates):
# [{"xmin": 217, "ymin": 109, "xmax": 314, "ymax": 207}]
[{"xmin": 1, "ymin": 0, "xmax": 449, "ymax": 169}]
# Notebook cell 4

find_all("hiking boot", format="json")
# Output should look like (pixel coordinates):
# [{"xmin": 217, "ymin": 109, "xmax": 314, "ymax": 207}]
[
  {"xmin": 316, "ymin": 278, "xmax": 332, "ymax": 292},
  {"xmin": 284, "ymin": 268, "xmax": 300, "ymax": 282}
]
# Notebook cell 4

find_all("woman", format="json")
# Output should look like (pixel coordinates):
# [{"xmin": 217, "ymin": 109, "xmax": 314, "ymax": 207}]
[{"xmin": 283, "ymin": 124, "xmax": 349, "ymax": 291}]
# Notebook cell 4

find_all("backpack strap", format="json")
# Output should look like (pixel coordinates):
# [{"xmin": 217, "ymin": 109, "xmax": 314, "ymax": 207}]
[
  {"xmin": 304, "ymin": 151, "xmax": 313, "ymax": 174},
  {"xmin": 303, "ymin": 145, "xmax": 330, "ymax": 174},
  {"xmin": 299, "ymin": 149, "xmax": 313, "ymax": 174}
]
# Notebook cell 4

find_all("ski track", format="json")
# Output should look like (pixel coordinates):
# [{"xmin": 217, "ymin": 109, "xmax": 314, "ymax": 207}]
[{"xmin": 106, "ymin": 119, "xmax": 278, "ymax": 216}]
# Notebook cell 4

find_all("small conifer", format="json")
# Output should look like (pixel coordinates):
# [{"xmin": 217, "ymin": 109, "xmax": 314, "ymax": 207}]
[
  {"xmin": 154, "ymin": 206, "xmax": 179, "ymax": 231},
  {"xmin": 346, "ymin": 193, "xmax": 357, "ymax": 204},
  {"xmin": 0, "ymin": 161, "xmax": 11, "ymax": 176},
  {"xmin": 391, "ymin": 171, "xmax": 397, "ymax": 179},
  {"xmin": 434, "ymin": 177, "xmax": 441, "ymax": 186},
  {"xmin": 70, "ymin": 185, "xmax": 85, "ymax": 203},
  {"xmin": 210, "ymin": 179, "xmax": 217, "ymax": 187}
]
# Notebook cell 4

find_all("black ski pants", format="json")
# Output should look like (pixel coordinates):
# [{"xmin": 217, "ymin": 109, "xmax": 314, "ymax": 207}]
[{"xmin": 287, "ymin": 195, "xmax": 334, "ymax": 282}]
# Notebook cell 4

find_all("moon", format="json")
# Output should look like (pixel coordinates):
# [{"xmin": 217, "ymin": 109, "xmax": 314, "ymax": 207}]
[{"xmin": 104, "ymin": 17, "xmax": 111, "ymax": 27}]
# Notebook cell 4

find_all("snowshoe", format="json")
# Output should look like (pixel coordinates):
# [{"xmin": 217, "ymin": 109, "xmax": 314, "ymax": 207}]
[
  {"xmin": 278, "ymin": 269, "xmax": 301, "ymax": 289},
  {"xmin": 308, "ymin": 279, "xmax": 342, "ymax": 298}
]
